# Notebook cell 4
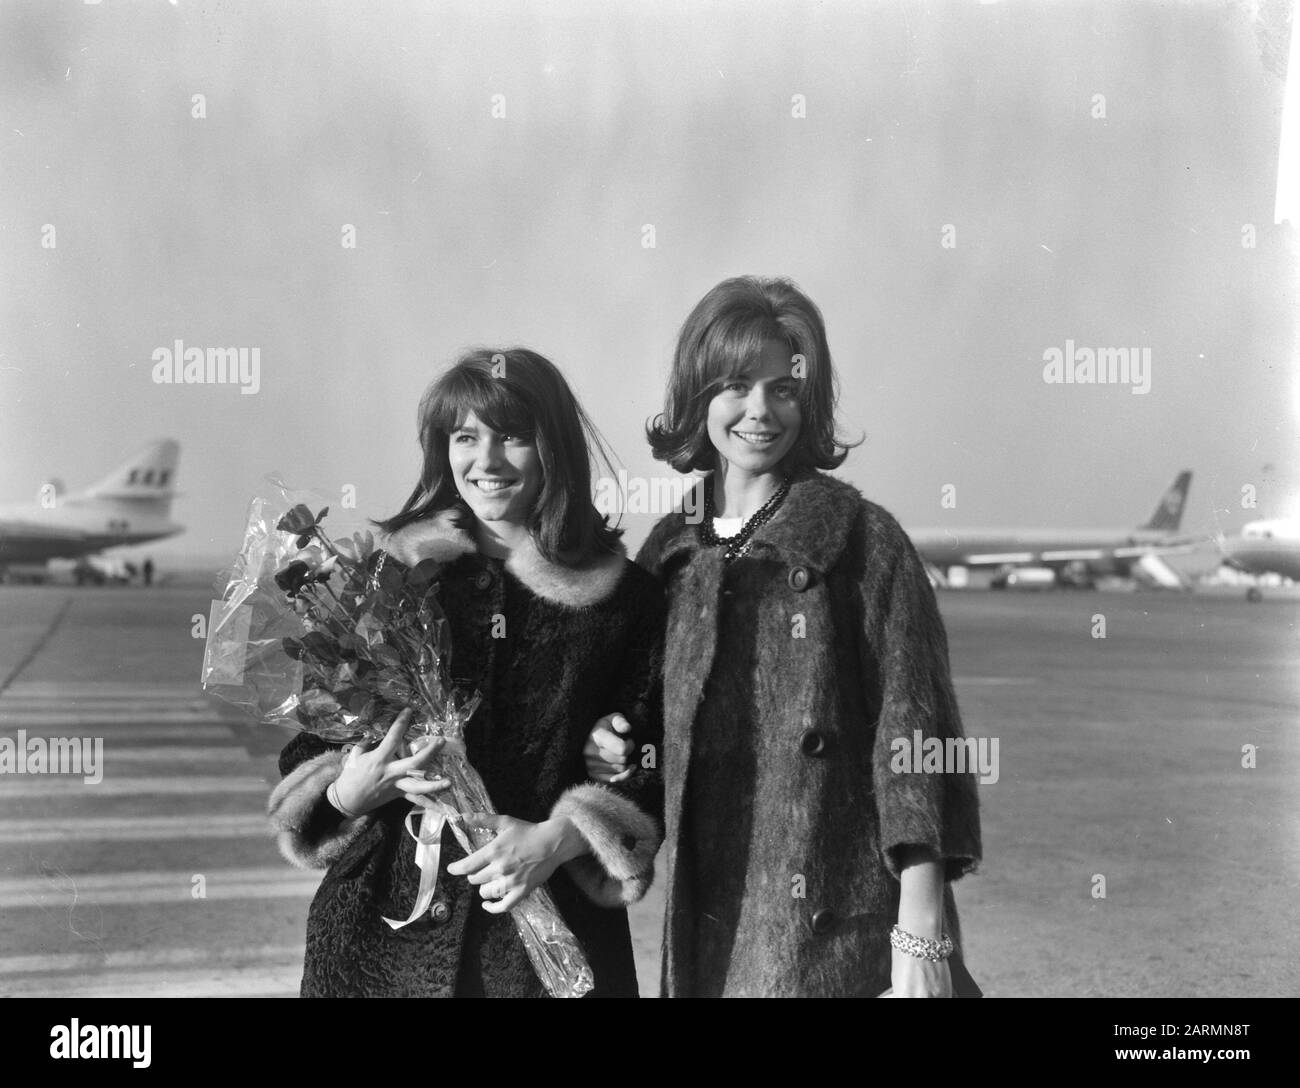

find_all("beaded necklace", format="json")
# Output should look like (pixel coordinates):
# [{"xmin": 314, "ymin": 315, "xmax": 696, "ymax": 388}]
[{"xmin": 697, "ymin": 475, "xmax": 792, "ymax": 562}]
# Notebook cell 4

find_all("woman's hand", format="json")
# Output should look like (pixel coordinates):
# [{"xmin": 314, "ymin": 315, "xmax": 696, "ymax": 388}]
[
  {"xmin": 583, "ymin": 712, "xmax": 636, "ymax": 783},
  {"xmin": 886, "ymin": 947, "xmax": 952, "ymax": 998},
  {"xmin": 445, "ymin": 813, "xmax": 588, "ymax": 913},
  {"xmin": 331, "ymin": 708, "xmax": 451, "ymax": 817}
]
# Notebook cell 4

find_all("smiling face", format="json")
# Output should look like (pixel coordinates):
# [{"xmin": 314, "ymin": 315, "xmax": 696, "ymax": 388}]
[
  {"xmin": 705, "ymin": 339, "xmax": 803, "ymax": 477},
  {"xmin": 448, "ymin": 411, "xmax": 543, "ymax": 527}
]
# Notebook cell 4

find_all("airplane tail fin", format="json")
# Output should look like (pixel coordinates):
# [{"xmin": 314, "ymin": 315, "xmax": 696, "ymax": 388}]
[
  {"xmin": 1140, "ymin": 471, "xmax": 1191, "ymax": 532},
  {"xmin": 79, "ymin": 439, "xmax": 181, "ymax": 512}
]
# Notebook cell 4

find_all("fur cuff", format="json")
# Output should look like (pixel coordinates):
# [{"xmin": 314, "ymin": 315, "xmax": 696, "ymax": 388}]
[
  {"xmin": 551, "ymin": 784, "xmax": 661, "ymax": 907},
  {"xmin": 267, "ymin": 750, "xmax": 374, "ymax": 870}
]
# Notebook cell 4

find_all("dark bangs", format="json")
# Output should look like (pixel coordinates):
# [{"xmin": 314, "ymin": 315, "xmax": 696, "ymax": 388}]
[
  {"xmin": 422, "ymin": 363, "xmax": 536, "ymax": 446},
  {"xmin": 374, "ymin": 348, "xmax": 622, "ymax": 564}
]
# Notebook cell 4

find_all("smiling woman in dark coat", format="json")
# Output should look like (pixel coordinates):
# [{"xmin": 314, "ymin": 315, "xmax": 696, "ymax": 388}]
[{"xmin": 268, "ymin": 349, "xmax": 665, "ymax": 998}]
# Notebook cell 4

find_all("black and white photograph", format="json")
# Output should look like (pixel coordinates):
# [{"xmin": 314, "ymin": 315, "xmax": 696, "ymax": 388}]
[{"xmin": 0, "ymin": 0, "xmax": 1296, "ymax": 1055}]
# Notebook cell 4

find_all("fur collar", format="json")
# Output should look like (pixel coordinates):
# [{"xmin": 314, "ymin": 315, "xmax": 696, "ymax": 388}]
[
  {"xmin": 654, "ymin": 470, "xmax": 863, "ymax": 573},
  {"xmin": 378, "ymin": 508, "xmax": 627, "ymax": 609}
]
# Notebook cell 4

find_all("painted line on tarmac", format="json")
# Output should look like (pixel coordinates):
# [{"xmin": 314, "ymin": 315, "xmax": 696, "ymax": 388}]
[
  {"xmin": 3, "ymin": 683, "xmax": 209, "ymax": 698},
  {"xmin": 0, "ymin": 966, "xmax": 302, "ymax": 998},
  {"xmin": 90, "ymin": 745, "xmax": 249, "ymax": 762},
  {"xmin": 0, "ymin": 943, "xmax": 304, "ymax": 976},
  {"xmin": 952, "ymin": 676, "xmax": 1039, "ymax": 685},
  {"xmin": 0, "ymin": 711, "xmax": 242, "ymax": 724},
  {"xmin": 0, "ymin": 776, "xmax": 270, "ymax": 796},
  {"xmin": 0, "ymin": 814, "xmax": 271, "ymax": 842},
  {"xmin": 11, "ymin": 745, "xmax": 255, "ymax": 764},
  {"xmin": 0, "ymin": 866, "xmax": 321, "ymax": 908},
  {"xmin": 0, "ymin": 597, "xmax": 75, "ymax": 697},
  {"xmin": 0, "ymin": 707, "xmax": 226, "ymax": 712},
  {"xmin": 0, "ymin": 693, "xmax": 220, "ymax": 701},
  {"xmin": 2, "ymin": 686, "xmax": 224, "ymax": 698},
  {"xmin": 1, "ymin": 724, "xmax": 234, "ymax": 742}
]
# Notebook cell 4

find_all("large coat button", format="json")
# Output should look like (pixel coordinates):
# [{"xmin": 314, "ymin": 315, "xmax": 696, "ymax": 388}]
[
  {"xmin": 787, "ymin": 565, "xmax": 810, "ymax": 591},
  {"xmin": 474, "ymin": 569, "xmax": 494, "ymax": 590},
  {"xmin": 800, "ymin": 729, "xmax": 828, "ymax": 756},
  {"xmin": 430, "ymin": 901, "xmax": 452, "ymax": 925},
  {"xmin": 810, "ymin": 908, "xmax": 837, "ymax": 935}
]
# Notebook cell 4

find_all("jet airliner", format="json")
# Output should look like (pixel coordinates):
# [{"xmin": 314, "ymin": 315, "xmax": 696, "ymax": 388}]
[
  {"xmin": 1221, "ymin": 517, "xmax": 1300, "ymax": 600},
  {"xmin": 907, "ymin": 471, "xmax": 1195, "ymax": 589},
  {"xmin": 0, "ymin": 439, "xmax": 184, "ymax": 583}
]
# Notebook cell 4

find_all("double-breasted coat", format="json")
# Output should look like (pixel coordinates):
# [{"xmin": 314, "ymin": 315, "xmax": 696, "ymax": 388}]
[
  {"xmin": 268, "ymin": 510, "xmax": 665, "ymax": 998},
  {"xmin": 635, "ymin": 469, "xmax": 982, "ymax": 997}
]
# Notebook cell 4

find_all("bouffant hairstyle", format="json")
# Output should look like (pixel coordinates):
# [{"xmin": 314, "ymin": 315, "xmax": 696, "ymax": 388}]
[{"xmin": 647, "ymin": 276, "xmax": 853, "ymax": 474}]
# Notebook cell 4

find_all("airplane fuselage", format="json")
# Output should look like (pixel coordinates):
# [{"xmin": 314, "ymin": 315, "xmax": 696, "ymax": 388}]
[
  {"xmin": 0, "ymin": 438, "xmax": 184, "ymax": 575},
  {"xmin": 1222, "ymin": 520, "xmax": 1300, "ymax": 581},
  {"xmin": 907, "ymin": 527, "xmax": 1188, "ymax": 572},
  {"xmin": 0, "ymin": 501, "xmax": 182, "ymax": 563}
]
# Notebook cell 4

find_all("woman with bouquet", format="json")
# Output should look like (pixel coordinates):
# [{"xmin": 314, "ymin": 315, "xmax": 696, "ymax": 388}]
[{"xmin": 268, "ymin": 348, "xmax": 664, "ymax": 998}]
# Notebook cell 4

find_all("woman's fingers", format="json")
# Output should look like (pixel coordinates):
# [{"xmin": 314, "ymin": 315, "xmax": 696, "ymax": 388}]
[
  {"xmin": 393, "ymin": 736, "xmax": 445, "ymax": 772},
  {"xmin": 464, "ymin": 865, "xmax": 505, "ymax": 887},
  {"xmin": 395, "ymin": 775, "xmax": 450, "ymax": 795},
  {"xmin": 594, "ymin": 733, "xmax": 632, "ymax": 763},
  {"xmin": 408, "ymin": 734, "xmax": 445, "ymax": 756},
  {"xmin": 346, "ymin": 729, "xmax": 385, "ymax": 764},
  {"xmin": 595, "ymin": 719, "xmax": 635, "ymax": 763},
  {"xmin": 374, "ymin": 710, "xmax": 412, "ymax": 760},
  {"xmin": 444, "ymin": 815, "xmax": 503, "ymax": 875},
  {"xmin": 482, "ymin": 885, "xmax": 527, "ymax": 914},
  {"xmin": 445, "ymin": 844, "xmax": 491, "ymax": 877}
]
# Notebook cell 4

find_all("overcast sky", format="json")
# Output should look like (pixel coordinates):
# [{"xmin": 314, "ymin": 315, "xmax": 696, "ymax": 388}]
[{"xmin": 1, "ymin": 0, "xmax": 1295, "ymax": 562}]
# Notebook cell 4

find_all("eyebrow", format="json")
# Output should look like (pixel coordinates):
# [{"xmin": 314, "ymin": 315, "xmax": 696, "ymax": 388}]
[{"xmin": 728, "ymin": 372, "xmax": 794, "ymax": 383}]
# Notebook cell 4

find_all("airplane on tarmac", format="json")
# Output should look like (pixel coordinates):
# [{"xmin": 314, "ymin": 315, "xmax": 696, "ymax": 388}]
[
  {"xmin": 1219, "ymin": 517, "xmax": 1300, "ymax": 601},
  {"xmin": 907, "ymin": 471, "xmax": 1196, "ymax": 589},
  {"xmin": 0, "ymin": 439, "xmax": 184, "ymax": 584}
]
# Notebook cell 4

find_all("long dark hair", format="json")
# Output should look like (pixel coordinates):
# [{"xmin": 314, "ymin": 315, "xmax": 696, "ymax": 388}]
[
  {"xmin": 647, "ymin": 275, "xmax": 856, "ymax": 474},
  {"xmin": 374, "ymin": 348, "xmax": 622, "ymax": 563}
]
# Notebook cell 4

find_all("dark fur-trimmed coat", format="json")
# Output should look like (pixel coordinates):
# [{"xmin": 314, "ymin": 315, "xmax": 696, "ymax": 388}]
[
  {"xmin": 269, "ymin": 511, "xmax": 665, "ymax": 998},
  {"xmin": 636, "ymin": 469, "xmax": 982, "ymax": 998}
]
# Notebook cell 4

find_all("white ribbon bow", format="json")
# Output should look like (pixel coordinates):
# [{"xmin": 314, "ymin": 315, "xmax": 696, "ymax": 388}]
[
  {"xmin": 382, "ymin": 806, "xmax": 452, "ymax": 930},
  {"xmin": 381, "ymin": 736, "xmax": 479, "ymax": 930}
]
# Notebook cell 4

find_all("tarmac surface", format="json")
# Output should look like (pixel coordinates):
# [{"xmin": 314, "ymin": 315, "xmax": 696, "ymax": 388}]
[{"xmin": 0, "ymin": 580, "xmax": 1295, "ymax": 997}]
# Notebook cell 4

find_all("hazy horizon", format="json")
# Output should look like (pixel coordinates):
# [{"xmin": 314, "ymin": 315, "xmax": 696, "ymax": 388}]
[{"xmin": 2, "ymin": 0, "xmax": 1296, "ymax": 565}]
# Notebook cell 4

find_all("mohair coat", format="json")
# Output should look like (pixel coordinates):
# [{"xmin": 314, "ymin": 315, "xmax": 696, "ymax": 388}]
[
  {"xmin": 268, "ymin": 510, "xmax": 665, "ymax": 998},
  {"xmin": 636, "ymin": 469, "xmax": 982, "ymax": 998}
]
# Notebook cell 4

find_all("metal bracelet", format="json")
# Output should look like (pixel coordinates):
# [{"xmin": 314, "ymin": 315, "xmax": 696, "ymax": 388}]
[
  {"xmin": 889, "ymin": 924, "xmax": 954, "ymax": 962},
  {"xmin": 326, "ymin": 780, "xmax": 361, "ymax": 820}
]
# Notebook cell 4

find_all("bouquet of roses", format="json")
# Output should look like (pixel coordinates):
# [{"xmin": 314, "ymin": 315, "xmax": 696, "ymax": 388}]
[{"xmin": 201, "ymin": 482, "xmax": 594, "ymax": 998}]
